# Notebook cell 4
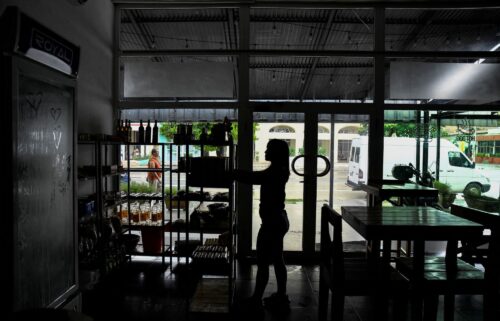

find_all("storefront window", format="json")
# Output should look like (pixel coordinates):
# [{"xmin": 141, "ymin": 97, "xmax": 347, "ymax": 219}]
[
  {"xmin": 250, "ymin": 56, "xmax": 373, "ymax": 102},
  {"xmin": 382, "ymin": 110, "xmax": 500, "ymax": 205},
  {"xmin": 386, "ymin": 8, "xmax": 500, "ymax": 52}
]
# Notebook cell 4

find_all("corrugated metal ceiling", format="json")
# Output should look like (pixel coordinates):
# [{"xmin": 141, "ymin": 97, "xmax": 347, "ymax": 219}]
[{"xmin": 119, "ymin": 7, "xmax": 500, "ymax": 102}]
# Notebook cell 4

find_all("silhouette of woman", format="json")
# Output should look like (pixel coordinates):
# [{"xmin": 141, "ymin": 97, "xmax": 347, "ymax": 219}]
[{"xmin": 233, "ymin": 139, "xmax": 290, "ymax": 309}]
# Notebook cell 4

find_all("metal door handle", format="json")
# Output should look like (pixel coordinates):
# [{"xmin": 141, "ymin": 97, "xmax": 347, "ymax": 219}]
[
  {"xmin": 291, "ymin": 155, "xmax": 331, "ymax": 178},
  {"xmin": 316, "ymin": 155, "xmax": 331, "ymax": 177},
  {"xmin": 291, "ymin": 155, "xmax": 305, "ymax": 177}
]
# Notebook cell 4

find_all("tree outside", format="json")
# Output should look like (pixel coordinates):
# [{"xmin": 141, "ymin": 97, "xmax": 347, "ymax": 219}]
[
  {"xmin": 160, "ymin": 122, "xmax": 259, "ymax": 153},
  {"xmin": 358, "ymin": 123, "xmax": 449, "ymax": 138}
]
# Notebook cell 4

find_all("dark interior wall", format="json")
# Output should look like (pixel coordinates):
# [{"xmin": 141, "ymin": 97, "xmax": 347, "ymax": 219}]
[{"xmin": 0, "ymin": 0, "xmax": 114, "ymax": 134}]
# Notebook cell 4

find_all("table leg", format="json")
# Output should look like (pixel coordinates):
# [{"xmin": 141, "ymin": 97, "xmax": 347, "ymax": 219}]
[
  {"xmin": 382, "ymin": 239, "xmax": 391, "ymax": 265},
  {"xmin": 368, "ymin": 240, "xmax": 381, "ymax": 265},
  {"xmin": 411, "ymin": 240, "xmax": 425, "ymax": 321},
  {"xmin": 367, "ymin": 193, "xmax": 375, "ymax": 207},
  {"xmin": 484, "ymin": 229, "xmax": 500, "ymax": 321}
]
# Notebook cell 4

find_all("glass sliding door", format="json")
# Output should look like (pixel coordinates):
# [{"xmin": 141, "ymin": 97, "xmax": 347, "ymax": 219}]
[
  {"xmin": 252, "ymin": 112, "xmax": 304, "ymax": 251},
  {"xmin": 314, "ymin": 114, "xmax": 369, "ymax": 251},
  {"xmin": 251, "ymin": 112, "xmax": 370, "ymax": 255}
]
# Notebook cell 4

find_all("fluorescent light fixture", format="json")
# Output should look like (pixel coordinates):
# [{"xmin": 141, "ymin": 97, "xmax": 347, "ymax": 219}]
[{"xmin": 475, "ymin": 42, "xmax": 500, "ymax": 64}]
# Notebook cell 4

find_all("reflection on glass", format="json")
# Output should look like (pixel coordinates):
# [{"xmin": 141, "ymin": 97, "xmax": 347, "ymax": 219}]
[
  {"xmin": 386, "ymin": 9, "xmax": 500, "ymax": 52},
  {"xmin": 122, "ymin": 57, "xmax": 237, "ymax": 99},
  {"xmin": 385, "ymin": 57, "xmax": 500, "ymax": 105}
]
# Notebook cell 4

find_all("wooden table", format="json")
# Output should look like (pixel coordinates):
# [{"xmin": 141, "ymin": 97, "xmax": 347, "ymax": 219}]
[
  {"xmin": 359, "ymin": 183, "xmax": 439, "ymax": 256},
  {"xmin": 359, "ymin": 182, "xmax": 438, "ymax": 207},
  {"xmin": 341, "ymin": 206, "xmax": 484, "ymax": 320}
]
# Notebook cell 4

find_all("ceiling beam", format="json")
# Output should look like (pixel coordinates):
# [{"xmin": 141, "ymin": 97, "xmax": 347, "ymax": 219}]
[
  {"xmin": 119, "ymin": 49, "xmax": 500, "ymax": 58},
  {"xmin": 251, "ymin": 62, "xmax": 373, "ymax": 68},
  {"xmin": 120, "ymin": 15, "xmax": 499, "ymax": 26}
]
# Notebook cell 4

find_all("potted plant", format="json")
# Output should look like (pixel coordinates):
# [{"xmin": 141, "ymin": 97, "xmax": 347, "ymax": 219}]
[
  {"xmin": 463, "ymin": 187, "xmax": 500, "ymax": 212},
  {"xmin": 433, "ymin": 180, "xmax": 457, "ymax": 209}
]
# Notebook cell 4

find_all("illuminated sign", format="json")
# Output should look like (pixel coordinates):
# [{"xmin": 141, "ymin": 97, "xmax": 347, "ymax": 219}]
[{"xmin": 1, "ymin": 6, "xmax": 80, "ymax": 77}]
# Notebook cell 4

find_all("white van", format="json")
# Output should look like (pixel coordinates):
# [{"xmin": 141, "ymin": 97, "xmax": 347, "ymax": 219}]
[{"xmin": 347, "ymin": 136, "xmax": 491, "ymax": 194}]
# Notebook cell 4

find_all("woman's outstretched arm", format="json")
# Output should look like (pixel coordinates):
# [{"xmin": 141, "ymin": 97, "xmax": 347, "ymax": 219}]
[{"xmin": 232, "ymin": 169, "xmax": 267, "ymax": 185}]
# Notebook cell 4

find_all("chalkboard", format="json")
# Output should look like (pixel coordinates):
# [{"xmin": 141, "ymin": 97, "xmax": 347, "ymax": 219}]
[{"xmin": 13, "ymin": 58, "xmax": 76, "ymax": 310}]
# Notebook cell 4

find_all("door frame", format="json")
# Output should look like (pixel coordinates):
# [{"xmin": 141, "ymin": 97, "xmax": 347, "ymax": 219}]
[
  {"xmin": 302, "ymin": 113, "xmax": 319, "ymax": 257},
  {"xmin": 246, "ymin": 110, "xmax": 371, "ymax": 263}
]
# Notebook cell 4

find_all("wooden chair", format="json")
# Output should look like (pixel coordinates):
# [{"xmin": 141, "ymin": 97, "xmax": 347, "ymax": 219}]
[
  {"xmin": 395, "ymin": 245, "xmax": 489, "ymax": 321},
  {"xmin": 318, "ymin": 205, "xmax": 409, "ymax": 321}
]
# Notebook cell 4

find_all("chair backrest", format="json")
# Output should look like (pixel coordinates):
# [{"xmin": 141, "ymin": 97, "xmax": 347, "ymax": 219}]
[{"xmin": 321, "ymin": 204, "xmax": 345, "ymax": 284}]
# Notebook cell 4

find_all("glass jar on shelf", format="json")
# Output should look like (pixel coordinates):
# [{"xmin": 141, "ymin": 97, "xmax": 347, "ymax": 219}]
[
  {"xmin": 131, "ymin": 203, "xmax": 140, "ymax": 224},
  {"xmin": 151, "ymin": 202, "xmax": 160, "ymax": 224},
  {"xmin": 120, "ymin": 203, "xmax": 129, "ymax": 222},
  {"xmin": 140, "ymin": 202, "xmax": 151, "ymax": 223}
]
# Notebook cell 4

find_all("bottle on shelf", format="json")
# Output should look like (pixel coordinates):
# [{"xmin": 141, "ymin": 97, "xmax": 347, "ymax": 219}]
[
  {"xmin": 118, "ymin": 119, "xmax": 125, "ymax": 141},
  {"xmin": 116, "ymin": 119, "xmax": 122, "ymax": 138},
  {"xmin": 152, "ymin": 120, "xmax": 159, "ymax": 144},
  {"xmin": 127, "ymin": 120, "xmax": 133, "ymax": 143},
  {"xmin": 138, "ymin": 120, "xmax": 145, "ymax": 144},
  {"xmin": 122, "ymin": 119, "xmax": 128, "ymax": 142},
  {"xmin": 145, "ymin": 119, "xmax": 152, "ymax": 144}
]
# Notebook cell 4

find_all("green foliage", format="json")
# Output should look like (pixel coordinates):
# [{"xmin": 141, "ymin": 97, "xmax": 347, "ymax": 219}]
[
  {"xmin": 159, "ymin": 121, "xmax": 259, "ymax": 152},
  {"xmin": 358, "ymin": 123, "xmax": 449, "ymax": 138},
  {"xmin": 120, "ymin": 181, "xmax": 154, "ymax": 193},
  {"xmin": 297, "ymin": 146, "xmax": 327, "ymax": 155},
  {"xmin": 160, "ymin": 122, "xmax": 208, "ymax": 143},
  {"xmin": 358, "ymin": 124, "xmax": 369, "ymax": 136},
  {"xmin": 164, "ymin": 187, "xmax": 177, "ymax": 196},
  {"xmin": 433, "ymin": 180, "xmax": 452, "ymax": 195},
  {"xmin": 253, "ymin": 123, "xmax": 260, "ymax": 142},
  {"xmin": 288, "ymin": 147, "xmax": 296, "ymax": 156},
  {"xmin": 384, "ymin": 123, "xmax": 449, "ymax": 138},
  {"xmin": 476, "ymin": 152, "xmax": 485, "ymax": 157},
  {"xmin": 120, "ymin": 182, "xmax": 177, "ymax": 195}
]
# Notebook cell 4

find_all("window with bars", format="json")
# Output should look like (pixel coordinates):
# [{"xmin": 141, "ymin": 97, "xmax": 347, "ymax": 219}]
[{"xmin": 478, "ymin": 141, "xmax": 494, "ymax": 154}]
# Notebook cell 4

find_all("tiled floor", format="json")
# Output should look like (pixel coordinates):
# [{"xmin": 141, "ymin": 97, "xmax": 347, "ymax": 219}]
[{"xmin": 81, "ymin": 259, "xmax": 488, "ymax": 321}]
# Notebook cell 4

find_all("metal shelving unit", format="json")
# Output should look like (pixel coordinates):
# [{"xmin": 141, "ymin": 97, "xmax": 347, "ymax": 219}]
[
  {"xmin": 77, "ymin": 138, "xmax": 127, "ymax": 286},
  {"xmin": 119, "ymin": 139, "xmax": 237, "ymax": 310},
  {"xmin": 121, "ymin": 143, "xmax": 170, "ymax": 265},
  {"xmin": 171, "ymin": 139, "xmax": 237, "ymax": 314}
]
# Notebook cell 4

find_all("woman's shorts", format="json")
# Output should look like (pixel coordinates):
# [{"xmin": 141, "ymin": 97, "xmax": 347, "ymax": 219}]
[{"xmin": 257, "ymin": 211, "xmax": 290, "ymax": 264}]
